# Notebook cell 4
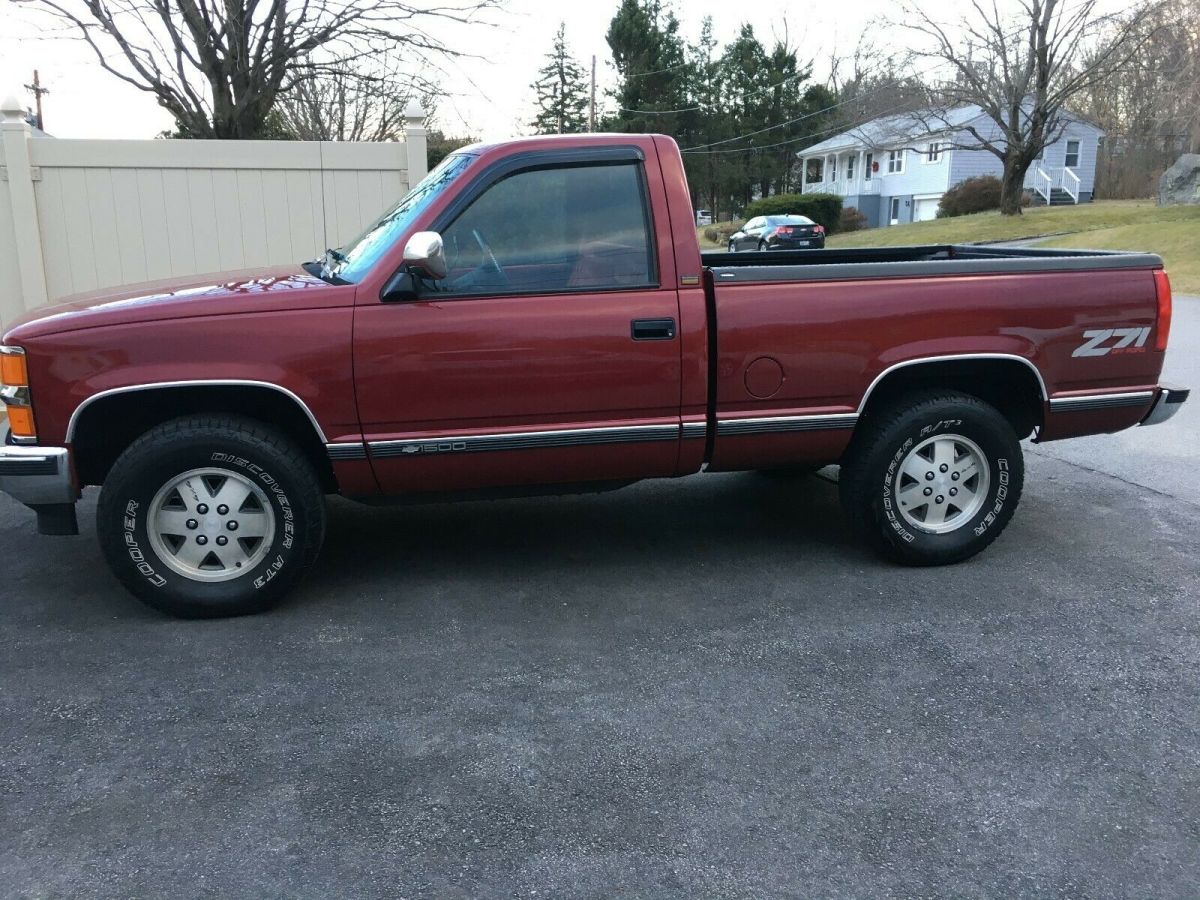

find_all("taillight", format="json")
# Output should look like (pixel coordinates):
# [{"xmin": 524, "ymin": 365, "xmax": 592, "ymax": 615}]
[
  {"xmin": 1154, "ymin": 270, "xmax": 1172, "ymax": 352},
  {"xmin": 814, "ymin": 225, "xmax": 826, "ymax": 236},
  {"xmin": 776, "ymin": 226, "xmax": 792, "ymax": 235}
]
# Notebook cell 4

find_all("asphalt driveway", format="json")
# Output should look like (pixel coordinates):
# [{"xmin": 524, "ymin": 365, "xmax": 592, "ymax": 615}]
[{"xmin": 1, "ymin": 304, "xmax": 1197, "ymax": 899}]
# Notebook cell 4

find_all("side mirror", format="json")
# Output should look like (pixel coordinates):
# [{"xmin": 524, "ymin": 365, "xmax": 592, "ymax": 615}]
[{"xmin": 403, "ymin": 231, "xmax": 448, "ymax": 280}]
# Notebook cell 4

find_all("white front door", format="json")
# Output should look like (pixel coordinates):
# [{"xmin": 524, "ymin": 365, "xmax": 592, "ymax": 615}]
[{"xmin": 889, "ymin": 197, "xmax": 901, "ymax": 226}]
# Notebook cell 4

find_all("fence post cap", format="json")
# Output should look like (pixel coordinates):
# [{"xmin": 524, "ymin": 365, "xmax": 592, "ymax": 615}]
[
  {"xmin": 1, "ymin": 96, "xmax": 26, "ymax": 123},
  {"xmin": 403, "ymin": 99, "xmax": 426, "ymax": 126}
]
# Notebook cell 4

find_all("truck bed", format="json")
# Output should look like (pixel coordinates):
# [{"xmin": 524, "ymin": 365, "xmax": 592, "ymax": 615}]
[{"xmin": 702, "ymin": 244, "xmax": 1163, "ymax": 283}]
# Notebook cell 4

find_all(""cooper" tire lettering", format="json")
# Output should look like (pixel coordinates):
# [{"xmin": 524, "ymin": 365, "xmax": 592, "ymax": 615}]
[{"xmin": 122, "ymin": 499, "xmax": 167, "ymax": 587}]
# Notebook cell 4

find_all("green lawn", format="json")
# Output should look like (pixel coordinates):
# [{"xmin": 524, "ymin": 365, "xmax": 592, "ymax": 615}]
[{"xmin": 827, "ymin": 200, "xmax": 1200, "ymax": 293}]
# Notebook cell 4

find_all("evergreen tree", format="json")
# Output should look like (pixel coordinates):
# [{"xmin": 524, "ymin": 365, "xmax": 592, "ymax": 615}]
[
  {"xmin": 605, "ymin": 0, "xmax": 689, "ymax": 135},
  {"xmin": 530, "ymin": 23, "xmax": 591, "ymax": 135}
]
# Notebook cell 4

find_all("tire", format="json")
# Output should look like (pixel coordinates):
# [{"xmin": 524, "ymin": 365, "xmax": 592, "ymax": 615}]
[
  {"xmin": 839, "ymin": 390, "xmax": 1023, "ymax": 566},
  {"xmin": 98, "ymin": 415, "xmax": 326, "ymax": 618},
  {"xmin": 728, "ymin": 240, "xmax": 737, "ymax": 253},
  {"xmin": 757, "ymin": 241, "xmax": 768, "ymax": 251}
]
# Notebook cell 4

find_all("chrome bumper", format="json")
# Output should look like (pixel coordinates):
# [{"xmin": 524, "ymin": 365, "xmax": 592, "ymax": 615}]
[
  {"xmin": 1140, "ymin": 384, "xmax": 1190, "ymax": 427},
  {"xmin": 0, "ymin": 424, "xmax": 76, "ymax": 506}
]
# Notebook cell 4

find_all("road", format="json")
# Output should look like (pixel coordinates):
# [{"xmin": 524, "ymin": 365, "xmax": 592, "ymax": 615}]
[{"xmin": 1, "ymin": 303, "xmax": 1197, "ymax": 898}]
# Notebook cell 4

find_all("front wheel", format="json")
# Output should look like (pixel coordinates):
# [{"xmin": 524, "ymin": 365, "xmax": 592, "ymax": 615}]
[
  {"xmin": 757, "ymin": 241, "xmax": 768, "ymax": 251},
  {"xmin": 839, "ymin": 391, "xmax": 1024, "ymax": 565},
  {"xmin": 98, "ymin": 415, "xmax": 326, "ymax": 617}
]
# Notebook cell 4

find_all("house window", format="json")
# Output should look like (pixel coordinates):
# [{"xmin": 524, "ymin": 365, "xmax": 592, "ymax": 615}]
[
  {"xmin": 1065, "ymin": 140, "xmax": 1080, "ymax": 169},
  {"xmin": 805, "ymin": 158, "xmax": 824, "ymax": 184},
  {"xmin": 846, "ymin": 155, "xmax": 856, "ymax": 180},
  {"xmin": 887, "ymin": 149, "xmax": 905, "ymax": 174},
  {"xmin": 924, "ymin": 142, "xmax": 943, "ymax": 163}
]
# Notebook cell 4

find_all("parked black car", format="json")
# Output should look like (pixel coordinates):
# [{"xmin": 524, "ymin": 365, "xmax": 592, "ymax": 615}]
[{"xmin": 727, "ymin": 214, "xmax": 826, "ymax": 251}]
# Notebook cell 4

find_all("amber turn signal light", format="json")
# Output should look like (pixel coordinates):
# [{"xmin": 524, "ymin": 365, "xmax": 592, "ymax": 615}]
[
  {"xmin": 0, "ymin": 347, "xmax": 28, "ymax": 387},
  {"xmin": 6, "ymin": 405, "xmax": 36, "ymax": 438}
]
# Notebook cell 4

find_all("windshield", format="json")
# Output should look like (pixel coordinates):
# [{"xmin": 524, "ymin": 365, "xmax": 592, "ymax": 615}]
[
  {"xmin": 767, "ymin": 215, "xmax": 815, "ymax": 226},
  {"xmin": 325, "ymin": 153, "xmax": 475, "ymax": 283}
]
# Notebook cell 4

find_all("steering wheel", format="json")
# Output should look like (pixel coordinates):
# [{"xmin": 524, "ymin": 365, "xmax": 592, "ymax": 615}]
[{"xmin": 471, "ymin": 228, "xmax": 509, "ymax": 289}]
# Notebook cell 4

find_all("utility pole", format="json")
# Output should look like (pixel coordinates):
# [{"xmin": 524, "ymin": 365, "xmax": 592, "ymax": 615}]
[
  {"xmin": 589, "ymin": 55, "xmax": 596, "ymax": 133},
  {"xmin": 23, "ymin": 70, "xmax": 48, "ymax": 131}
]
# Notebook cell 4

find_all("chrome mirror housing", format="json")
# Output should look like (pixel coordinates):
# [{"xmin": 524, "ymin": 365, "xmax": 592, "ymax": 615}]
[{"xmin": 403, "ymin": 231, "xmax": 448, "ymax": 280}]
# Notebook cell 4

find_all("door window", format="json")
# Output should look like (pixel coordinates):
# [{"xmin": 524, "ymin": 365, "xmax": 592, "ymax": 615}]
[
  {"xmin": 439, "ymin": 163, "xmax": 656, "ymax": 296},
  {"xmin": 1065, "ymin": 140, "xmax": 1080, "ymax": 168}
]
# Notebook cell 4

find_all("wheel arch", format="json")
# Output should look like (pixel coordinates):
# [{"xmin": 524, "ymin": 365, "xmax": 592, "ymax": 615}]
[
  {"xmin": 858, "ymin": 354, "xmax": 1047, "ymax": 439},
  {"xmin": 69, "ymin": 382, "xmax": 338, "ymax": 492}
]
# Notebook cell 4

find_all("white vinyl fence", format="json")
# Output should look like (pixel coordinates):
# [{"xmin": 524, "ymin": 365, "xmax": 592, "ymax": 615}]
[{"xmin": 0, "ymin": 97, "xmax": 428, "ymax": 331}]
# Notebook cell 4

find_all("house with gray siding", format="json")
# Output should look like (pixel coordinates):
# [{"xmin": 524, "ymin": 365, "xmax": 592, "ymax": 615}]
[{"xmin": 796, "ymin": 105, "xmax": 1103, "ymax": 227}]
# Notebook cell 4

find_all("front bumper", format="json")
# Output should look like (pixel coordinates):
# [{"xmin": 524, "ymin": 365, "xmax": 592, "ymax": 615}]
[
  {"xmin": 1140, "ymin": 384, "xmax": 1189, "ymax": 427},
  {"xmin": 1, "ymin": 424, "xmax": 79, "ymax": 535}
]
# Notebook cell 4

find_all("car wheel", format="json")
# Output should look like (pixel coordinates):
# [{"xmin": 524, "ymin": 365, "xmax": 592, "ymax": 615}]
[
  {"xmin": 757, "ymin": 241, "xmax": 768, "ymax": 251},
  {"xmin": 97, "ymin": 415, "xmax": 326, "ymax": 618},
  {"xmin": 838, "ymin": 390, "xmax": 1023, "ymax": 565},
  {"xmin": 728, "ymin": 240, "xmax": 736, "ymax": 253}
]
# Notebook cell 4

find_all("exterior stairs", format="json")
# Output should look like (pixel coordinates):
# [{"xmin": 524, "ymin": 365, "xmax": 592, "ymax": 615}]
[{"xmin": 1046, "ymin": 187, "xmax": 1077, "ymax": 206}]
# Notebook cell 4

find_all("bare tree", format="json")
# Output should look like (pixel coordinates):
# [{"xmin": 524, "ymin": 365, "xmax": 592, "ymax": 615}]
[
  {"xmin": 12, "ymin": 0, "xmax": 501, "ymax": 139},
  {"xmin": 1075, "ymin": 0, "xmax": 1200, "ymax": 196},
  {"xmin": 902, "ymin": 0, "xmax": 1162, "ymax": 215},
  {"xmin": 276, "ymin": 56, "xmax": 436, "ymax": 142}
]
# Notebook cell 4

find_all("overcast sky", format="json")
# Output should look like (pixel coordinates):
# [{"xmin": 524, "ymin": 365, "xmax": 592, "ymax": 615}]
[{"xmin": 0, "ymin": 0, "xmax": 1125, "ymax": 141}]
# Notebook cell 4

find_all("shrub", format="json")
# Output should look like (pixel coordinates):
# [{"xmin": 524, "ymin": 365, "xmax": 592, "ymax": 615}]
[
  {"xmin": 704, "ymin": 221, "xmax": 745, "ymax": 245},
  {"xmin": 936, "ymin": 176, "xmax": 1003, "ymax": 218},
  {"xmin": 743, "ymin": 192, "xmax": 843, "ymax": 233},
  {"xmin": 838, "ymin": 206, "xmax": 869, "ymax": 233}
]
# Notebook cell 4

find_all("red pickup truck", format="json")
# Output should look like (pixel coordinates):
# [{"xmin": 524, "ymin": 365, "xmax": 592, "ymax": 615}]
[{"xmin": 0, "ymin": 134, "xmax": 1188, "ymax": 617}]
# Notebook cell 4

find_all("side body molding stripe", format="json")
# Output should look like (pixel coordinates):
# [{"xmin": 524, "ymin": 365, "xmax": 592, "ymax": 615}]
[
  {"xmin": 368, "ymin": 423, "xmax": 679, "ymax": 458},
  {"xmin": 1048, "ymin": 391, "xmax": 1155, "ymax": 412},
  {"xmin": 716, "ymin": 413, "xmax": 858, "ymax": 436}
]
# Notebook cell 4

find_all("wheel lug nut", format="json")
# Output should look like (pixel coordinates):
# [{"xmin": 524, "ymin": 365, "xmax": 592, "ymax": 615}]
[
  {"xmin": 227, "ymin": 521, "xmax": 239, "ymax": 531},
  {"xmin": 196, "ymin": 535, "xmax": 208, "ymax": 545},
  {"xmin": 216, "ymin": 535, "xmax": 228, "ymax": 546},
  {"xmin": 935, "ymin": 495, "xmax": 945, "ymax": 504},
  {"xmin": 217, "ymin": 504, "xmax": 229, "ymax": 515},
  {"xmin": 197, "ymin": 503, "xmax": 209, "ymax": 515},
  {"xmin": 925, "ymin": 472, "xmax": 935, "ymax": 480},
  {"xmin": 950, "ymin": 487, "xmax": 958, "ymax": 497},
  {"xmin": 923, "ymin": 487, "xmax": 933, "ymax": 496},
  {"xmin": 186, "ymin": 518, "xmax": 198, "ymax": 530},
  {"xmin": 939, "ymin": 464, "xmax": 949, "ymax": 473},
  {"xmin": 951, "ymin": 472, "xmax": 960, "ymax": 481}
]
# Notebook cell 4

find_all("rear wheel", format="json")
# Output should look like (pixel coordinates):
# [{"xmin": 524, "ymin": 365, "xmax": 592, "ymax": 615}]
[
  {"xmin": 839, "ymin": 390, "xmax": 1023, "ymax": 565},
  {"xmin": 98, "ymin": 415, "xmax": 326, "ymax": 617},
  {"xmin": 728, "ymin": 240, "xmax": 736, "ymax": 253},
  {"xmin": 757, "ymin": 240, "xmax": 768, "ymax": 251}
]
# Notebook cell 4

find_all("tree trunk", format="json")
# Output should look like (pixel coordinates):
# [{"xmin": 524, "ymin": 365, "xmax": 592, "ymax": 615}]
[{"xmin": 999, "ymin": 159, "xmax": 1027, "ymax": 216}]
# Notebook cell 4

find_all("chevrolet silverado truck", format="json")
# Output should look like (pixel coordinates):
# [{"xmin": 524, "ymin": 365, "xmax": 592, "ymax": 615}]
[{"xmin": 0, "ymin": 134, "xmax": 1189, "ymax": 618}]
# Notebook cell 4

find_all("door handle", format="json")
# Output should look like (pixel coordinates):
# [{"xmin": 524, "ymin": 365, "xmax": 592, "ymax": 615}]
[{"xmin": 631, "ymin": 318, "xmax": 676, "ymax": 341}]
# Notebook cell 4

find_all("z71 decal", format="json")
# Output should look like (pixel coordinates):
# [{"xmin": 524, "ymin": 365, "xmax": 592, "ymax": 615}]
[{"xmin": 1072, "ymin": 327, "xmax": 1151, "ymax": 357}]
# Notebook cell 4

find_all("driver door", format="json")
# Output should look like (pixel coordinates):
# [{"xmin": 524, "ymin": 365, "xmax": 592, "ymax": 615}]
[{"xmin": 353, "ymin": 154, "xmax": 683, "ymax": 495}]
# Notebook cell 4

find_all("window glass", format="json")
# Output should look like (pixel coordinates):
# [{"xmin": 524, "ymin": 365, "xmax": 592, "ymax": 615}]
[
  {"xmin": 1065, "ymin": 140, "xmax": 1080, "ymax": 168},
  {"xmin": 439, "ymin": 163, "xmax": 654, "ymax": 295},
  {"xmin": 332, "ymin": 153, "xmax": 474, "ymax": 283}
]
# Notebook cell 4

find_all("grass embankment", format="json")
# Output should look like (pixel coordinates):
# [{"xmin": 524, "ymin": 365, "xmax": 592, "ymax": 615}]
[
  {"xmin": 698, "ymin": 201, "xmax": 1200, "ymax": 292},
  {"xmin": 830, "ymin": 200, "xmax": 1199, "ymax": 293}
]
